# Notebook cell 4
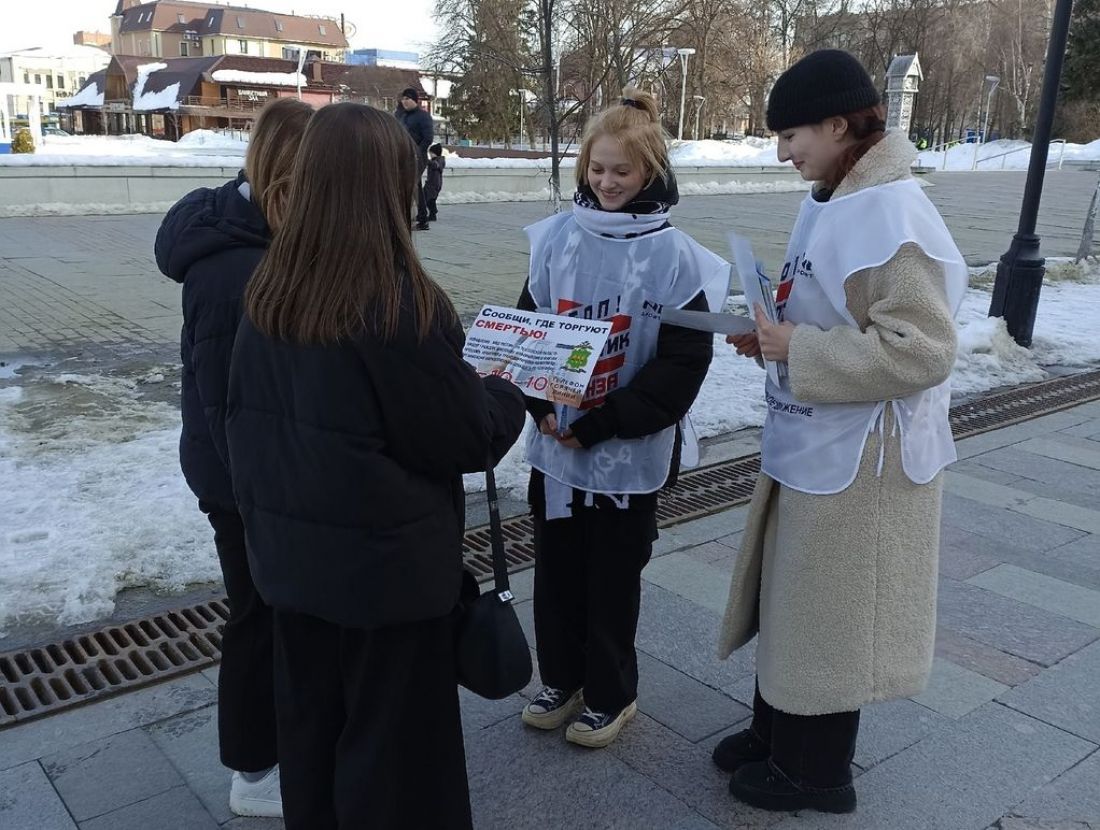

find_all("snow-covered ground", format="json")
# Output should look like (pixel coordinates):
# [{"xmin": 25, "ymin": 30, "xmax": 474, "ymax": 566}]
[
  {"xmin": 0, "ymin": 131, "xmax": 248, "ymax": 167},
  {"xmin": 0, "ymin": 132, "xmax": 789, "ymax": 169},
  {"xmin": 4, "ymin": 132, "xmax": 1099, "ymax": 172},
  {"xmin": 917, "ymin": 138, "xmax": 1100, "ymax": 171},
  {"xmin": 3, "ymin": 257, "xmax": 1098, "ymax": 635}
]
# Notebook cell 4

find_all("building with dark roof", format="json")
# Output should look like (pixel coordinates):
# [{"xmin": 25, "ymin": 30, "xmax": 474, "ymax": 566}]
[
  {"xmin": 109, "ymin": 1, "xmax": 348, "ymax": 62},
  {"xmin": 59, "ymin": 54, "xmax": 345, "ymax": 139}
]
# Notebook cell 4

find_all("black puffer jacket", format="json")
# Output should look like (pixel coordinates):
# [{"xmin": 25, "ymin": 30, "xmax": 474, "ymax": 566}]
[
  {"xmin": 226, "ymin": 299, "xmax": 526, "ymax": 629},
  {"xmin": 154, "ymin": 172, "xmax": 268, "ymax": 512}
]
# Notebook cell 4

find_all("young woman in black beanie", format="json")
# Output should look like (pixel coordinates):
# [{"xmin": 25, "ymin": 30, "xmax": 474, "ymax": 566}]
[{"xmin": 715, "ymin": 49, "xmax": 968, "ymax": 813}]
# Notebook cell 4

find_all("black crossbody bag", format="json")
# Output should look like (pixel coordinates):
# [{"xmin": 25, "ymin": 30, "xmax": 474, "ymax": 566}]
[{"xmin": 455, "ymin": 461, "xmax": 533, "ymax": 699}]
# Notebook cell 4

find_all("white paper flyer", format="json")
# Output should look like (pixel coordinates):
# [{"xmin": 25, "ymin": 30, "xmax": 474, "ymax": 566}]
[{"xmin": 462, "ymin": 305, "xmax": 613, "ymax": 407}]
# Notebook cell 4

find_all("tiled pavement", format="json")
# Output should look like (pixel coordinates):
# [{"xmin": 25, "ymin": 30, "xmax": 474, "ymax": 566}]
[
  {"xmin": 1, "ymin": 171, "xmax": 1097, "ymax": 355},
  {"xmin": 3, "ymin": 403, "xmax": 1100, "ymax": 829}
]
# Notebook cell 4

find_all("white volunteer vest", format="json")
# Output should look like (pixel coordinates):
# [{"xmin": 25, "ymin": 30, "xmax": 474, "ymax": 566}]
[
  {"xmin": 761, "ymin": 178, "xmax": 968, "ymax": 495},
  {"xmin": 525, "ymin": 209, "xmax": 729, "ymax": 494}
]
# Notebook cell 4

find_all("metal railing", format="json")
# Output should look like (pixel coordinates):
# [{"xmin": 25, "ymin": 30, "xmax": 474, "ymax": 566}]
[
  {"xmin": 922, "ymin": 137, "xmax": 1069, "ymax": 171},
  {"xmin": 181, "ymin": 96, "xmax": 270, "ymax": 113},
  {"xmin": 974, "ymin": 139, "xmax": 1067, "ymax": 170},
  {"xmin": 921, "ymin": 138, "xmax": 968, "ymax": 170}
]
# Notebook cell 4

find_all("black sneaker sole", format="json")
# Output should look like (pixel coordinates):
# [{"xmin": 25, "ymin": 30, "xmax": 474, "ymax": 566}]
[{"xmin": 729, "ymin": 778, "xmax": 856, "ymax": 814}]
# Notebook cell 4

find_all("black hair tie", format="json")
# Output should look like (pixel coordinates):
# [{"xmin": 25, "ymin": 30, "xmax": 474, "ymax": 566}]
[{"xmin": 620, "ymin": 98, "xmax": 643, "ymax": 110}]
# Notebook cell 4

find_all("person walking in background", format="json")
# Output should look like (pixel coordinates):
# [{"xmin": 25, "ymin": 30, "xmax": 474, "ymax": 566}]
[
  {"xmin": 425, "ymin": 142, "xmax": 446, "ymax": 222},
  {"xmin": 226, "ymin": 103, "xmax": 526, "ymax": 830},
  {"xmin": 716, "ymin": 49, "xmax": 966, "ymax": 814},
  {"xmin": 516, "ymin": 88, "xmax": 729, "ymax": 750},
  {"xmin": 154, "ymin": 96, "xmax": 314, "ymax": 820},
  {"xmin": 394, "ymin": 86, "xmax": 433, "ymax": 230}
]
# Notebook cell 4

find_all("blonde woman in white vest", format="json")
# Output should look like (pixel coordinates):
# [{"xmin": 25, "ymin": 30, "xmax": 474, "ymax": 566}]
[
  {"xmin": 716, "ymin": 49, "xmax": 966, "ymax": 814},
  {"xmin": 515, "ymin": 89, "xmax": 729, "ymax": 749}
]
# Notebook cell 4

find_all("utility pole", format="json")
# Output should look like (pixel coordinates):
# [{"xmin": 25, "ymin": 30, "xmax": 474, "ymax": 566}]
[
  {"xmin": 987, "ymin": 0, "xmax": 1075, "ymax": 347},
  {"xmin": 676, "ymin": 48, "xmax": 695, "ymax": 141}
]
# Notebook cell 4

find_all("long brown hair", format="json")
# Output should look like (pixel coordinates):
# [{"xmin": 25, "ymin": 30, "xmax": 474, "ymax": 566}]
[
  {"xmin": 245, "ymin": 103, "xmax": 454, "ymax": 344},
  {"xmin": 823, "ymin": 104, "xmax": 887, "ymax": 191},
  {"xmin": 576, "ymin": 87, "xmax": 670, "ymax": 188},
  {"xmin": 244, "ymin": 97, "xmax": 313, "ymax": 231}
]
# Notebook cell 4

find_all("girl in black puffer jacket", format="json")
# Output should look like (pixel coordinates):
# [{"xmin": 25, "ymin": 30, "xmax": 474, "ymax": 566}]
[
  {"xmin": 155, "ymin": 97, "xmax": 313, "ymax": 820},
  {"xmin": 226, "ymin": 103, "xmax": 525, "ymax": 830}
]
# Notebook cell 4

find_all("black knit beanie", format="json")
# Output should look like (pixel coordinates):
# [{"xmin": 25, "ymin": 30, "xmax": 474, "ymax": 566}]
[
  {"xmin": 400, "ymin": 87, "xmax": 419, "ymax": 102},
  {"xmin": 766, "ymin": 50, "xmax": 880, "ymax": 132}
]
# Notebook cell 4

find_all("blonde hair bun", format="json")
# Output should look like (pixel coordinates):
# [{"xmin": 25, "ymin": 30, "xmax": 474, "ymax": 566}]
[{"xmin": 618, "ymin": 88, "xmax": 659, "ymax": 122}]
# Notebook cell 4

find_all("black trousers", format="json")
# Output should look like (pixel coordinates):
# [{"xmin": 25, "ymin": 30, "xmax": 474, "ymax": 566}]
[
  {"xmin": 415, "ymin": 161, "xmax": 429, "ymax": 224},
  {"xmin": 427, "ymin": 194, "xmax": 439, "ymax": 219},
  {"xmin": 204, "ymin": 507, "xmax": 278, "ymax": 773},
  {"xmin": 750, "ymin": 680, "xmax": 860, "ymax": 790},
  {"xmin": 272, "ymin": 609, "xmax": 472, "ymax": 830},
  {"xmin": 532, "ymin": 506, "xmax": 656, "ymax": 714}
]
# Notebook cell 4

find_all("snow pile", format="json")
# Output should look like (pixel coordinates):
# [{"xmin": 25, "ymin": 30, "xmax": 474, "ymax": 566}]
[
  {"xmin": 670, "ymin": 138, "xmax": 786, "ymax": 168},
  {"xmin": 132, "ymin": 62, "xmax": 168, "ymax": 99},
  {"xmin": 0, "ymin": 201, "xmax": 179, "ymax": 218},
  {"xmin": 211, "ymin": 69, "xmax": 307, "ymax": 87},
  {"xmin": 678, "ymin": 180, "xmax": 809, "ymax": 197},
  {"xmin": 917, "ymin": 138, "xmax": 1100, "ymax": 171},
  {"xmin": 62, "ymin": 81, "xmax": 104, "ymax": 109},
  {"xmin": 134, "ymin": 81, "xmax": 181, "ymax": 112},
  {"xmin": 0, "ymin": 372, "xmax": 217, "ymax": 634},
  {"xmin": 175, "ymin": 129, "xmax": 249, "ymax": 150},
  {"xmin": 443, "ymin": 140, "xmax": 789, "ymax": 169},
  {"xmin": 0, "ymin": 133, "xmax": 245, "ymax": 168}
]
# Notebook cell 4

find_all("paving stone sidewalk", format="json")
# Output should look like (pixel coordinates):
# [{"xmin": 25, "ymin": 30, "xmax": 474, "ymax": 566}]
[
  {"xmin": 1, "ymin": 170, "xmax": 1096, "ymax": 356},
  {"xmin": 3, "ymin": 402, "xmax": 1100, "ymax": 830}
]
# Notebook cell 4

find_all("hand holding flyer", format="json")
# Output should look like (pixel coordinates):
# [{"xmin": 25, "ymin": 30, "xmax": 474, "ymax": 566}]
[
  {"xmin": 729, "ymin": 234, "xmax": 788, "ymax": 386},
  {"xmin": 462, "ymin": 305, "xmax": 613, "ymax": 408}
]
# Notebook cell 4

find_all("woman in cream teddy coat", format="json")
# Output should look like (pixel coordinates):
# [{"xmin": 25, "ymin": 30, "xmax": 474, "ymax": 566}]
[{"xmin": 715, "ymin": 49, "xmax": 964, "ymax": 816}]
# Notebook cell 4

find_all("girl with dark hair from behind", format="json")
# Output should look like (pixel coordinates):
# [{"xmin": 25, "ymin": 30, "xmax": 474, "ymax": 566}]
[
  {"xmin": 225, "ymin": 102, "xmax": 526, "ymax": 829},
  {"xmin": 155, "ymin": 95, "xmax": 314, "ymax": 820}
]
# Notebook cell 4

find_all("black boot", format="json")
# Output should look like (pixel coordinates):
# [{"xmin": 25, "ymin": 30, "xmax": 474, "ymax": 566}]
[
  {"xmin": 729, "ymin": 760, "xmax": 856, "ymax": 814},
  {"xmin": 711, "ymin": 728, "xmax": 769, "ymax": 773}
]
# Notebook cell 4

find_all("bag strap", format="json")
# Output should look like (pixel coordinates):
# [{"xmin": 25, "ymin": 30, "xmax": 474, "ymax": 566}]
[{"xmin": 484, "ymin": 460, "xmax": 514, "ymax": 603}]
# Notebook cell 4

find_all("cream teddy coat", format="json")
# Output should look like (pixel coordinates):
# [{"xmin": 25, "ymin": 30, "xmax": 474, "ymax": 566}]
[{"xmin": 717, "ymin": 130, "xmax": 960, "ymax": 716}]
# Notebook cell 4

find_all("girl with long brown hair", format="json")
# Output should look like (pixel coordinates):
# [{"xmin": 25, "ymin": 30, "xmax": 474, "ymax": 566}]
[
  {"xmin": 155, "ymin": 95, "xmax": 313, "ymax": 819},
  {"xmin": 716, "ymin": 49, "xmax": 967, "ymax": 813},
  {"xmin": 225, "ymin": 102, "xmax": 525, "ymax": 830}
]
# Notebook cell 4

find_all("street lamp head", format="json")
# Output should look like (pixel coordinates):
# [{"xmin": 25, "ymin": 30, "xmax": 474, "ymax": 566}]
[
  {"xmin": 985, "ymin": 74, "xmax": 1000, "ymax": 82},
  {"xmin": 693, "ymin": 95, "xmax": 706, "ymax": 101},
  {"xmin": 677, "ymin": 48, "xmax": 696, "ymax": 57}
]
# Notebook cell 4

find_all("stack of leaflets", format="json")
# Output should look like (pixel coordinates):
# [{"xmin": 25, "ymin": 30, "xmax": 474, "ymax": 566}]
[{"xmin": 729, "ymin": 234, "xmax": 788, "ymax": 386}]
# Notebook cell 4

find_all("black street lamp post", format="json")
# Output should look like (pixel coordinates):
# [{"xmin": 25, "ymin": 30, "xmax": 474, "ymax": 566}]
[{"xmin": 988, "ymin": 0, "xmax": 1075, "ymax": 348}]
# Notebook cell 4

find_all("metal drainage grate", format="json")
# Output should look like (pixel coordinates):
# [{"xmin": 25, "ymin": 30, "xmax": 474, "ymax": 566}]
[
  {"xmin": 949, "ymin": 369, "xmax": 1100, "ymax": 438},
  {"xmin": 0, "ymin": 603, "xmax": 226, "ymax": 728},
  {"xmin": 3, "ymin": 368, "xmax": 1100, "ymax": 729}
]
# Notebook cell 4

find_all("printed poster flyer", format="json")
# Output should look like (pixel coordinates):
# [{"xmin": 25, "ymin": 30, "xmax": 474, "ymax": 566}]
[{"xmin": 463, "ymin": 305, "xmax": 613, "ymax": 407}]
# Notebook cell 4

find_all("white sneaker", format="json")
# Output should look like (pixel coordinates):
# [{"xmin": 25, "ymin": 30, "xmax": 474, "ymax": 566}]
[
  {"xmin": 229, "ymin": 766, "xmax": 283, "ymax": 818},
  {"xmin": 521, "ymin": 687, "xmax": 584, "ymax": 730},
  {"xmin": 565, "ymin": 701, "xmax": 637, "ymax": 748}
]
